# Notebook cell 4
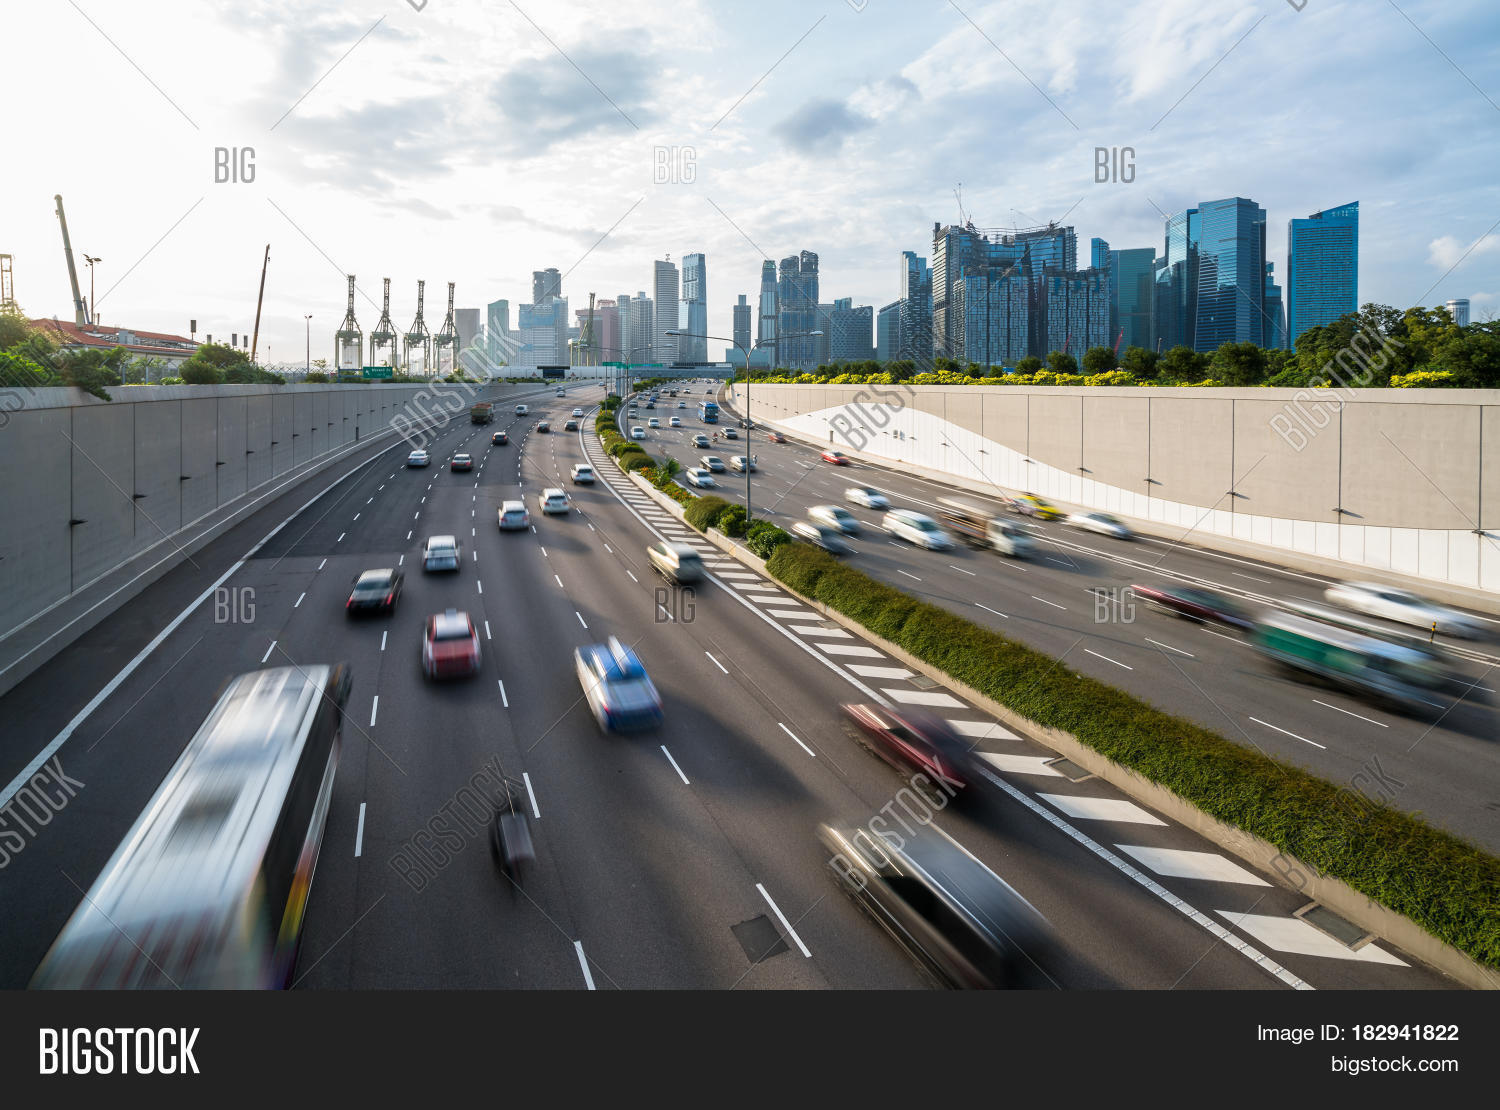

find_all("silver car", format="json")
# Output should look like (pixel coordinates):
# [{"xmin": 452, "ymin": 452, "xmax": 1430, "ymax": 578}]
[
  {"xmin": 1324, "ymin": 581, "xmax": 1486, "ymax": 639},
  {"xmin": 809, "ymin": 505, "xmax": 860, "ymax": 534}
]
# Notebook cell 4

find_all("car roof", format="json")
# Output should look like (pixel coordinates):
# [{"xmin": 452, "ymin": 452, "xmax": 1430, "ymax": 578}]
[
  {"xmin": 573, "ymin": 462, "xmax": 593, "ymax": 470},
  {"xmin": 426, "ymin": 534, "xmax": 457, "ymax": 546},
  {"xmin": 542, "ymin": 487, "xmax": 565, "ymax": 497},
  {"xmin": 431, "ymin": 609, "xmax": 471, "ymax": 637},
  {"xmin": 578, "ymin": 637, "xmax": 646, "ymax": 681},
  {"xmin": 356, "ymin": 568, "xmax": 395, "ymax": 583},
  {"xmin": 500, "ymin": 500, "xmax": 525, "ymax": 511}
]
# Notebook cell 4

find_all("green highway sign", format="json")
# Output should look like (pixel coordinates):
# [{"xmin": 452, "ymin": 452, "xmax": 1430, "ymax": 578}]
[{"xmin": 362, "ymin": 366, "xmax": 394, "ymax": 379}]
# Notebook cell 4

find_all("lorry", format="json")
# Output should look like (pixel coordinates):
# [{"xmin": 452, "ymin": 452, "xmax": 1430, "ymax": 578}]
[
  {"xmin": 936, "ymin": 497, "xmax": 1032, "ymax": 558},
  {"xmin": 471, "ymin": 402, "xmax": 494, "ymax": 424}
]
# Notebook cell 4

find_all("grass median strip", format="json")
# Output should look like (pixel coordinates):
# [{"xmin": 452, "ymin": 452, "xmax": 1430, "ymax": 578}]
[{"xmin": 763, "ymin": 541, "xmax": 1500, "ymax": 970}]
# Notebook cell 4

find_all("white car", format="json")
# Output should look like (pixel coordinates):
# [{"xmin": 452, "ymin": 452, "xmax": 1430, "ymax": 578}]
[
  {"xmin": 406, "ymin": 449, "xmax": 430, "ymax": 467},
  {"xmin": 540, "ymin": 488, "xmax": 570, "ymax": 515},
  {"xmin": 570, "ymin": 464, "xmax": 595, "ymax": 484},
  {"xmin": 631, "ymin": 426, "xmax": 646, "ymax": 439},
  {"xmin": 648, "ymin": 417, "xmax": 660, "ymax": 428},
  {"xmin": 1323, "ymin": 581, "xmax": 1486, "ymax": 639},
  {"xmin": 498, "ymin": 500, "xmax": 530, "ymax": 530},
  {"xmin": 684, "ymin": 467, "xmax": 716, "ymax": 488},
  {"xmin": 421, "ymin": 534, "xmax": 461, "ymax": 571},
  {"xmin": 572, "ymin": 407, "xmax": 584, "ymax": 417},
  {"xmin": 883, "ymin": 510, "xmax": 953, "ymax": 551},
  {"xmin": 1068, "ymin": 511, "xmax": 1132, "ymax": 540},
  {"xmin": 677, "ymin": 401, "xmax": 686, "ymax": 409},
  {"xmin": 809, "ymin": 505, "xmax": 860, "ymax": 534},
  {"xmin": 669, "ymin": 416, "xmax": 682, "ymax": 427},
  {"xmin": 515, "ymin": 404, "xmax": 529, "ymax": 415},
  {"xmin": 846, "ymin": 487, "xmax": 889, "ymax": 510}
]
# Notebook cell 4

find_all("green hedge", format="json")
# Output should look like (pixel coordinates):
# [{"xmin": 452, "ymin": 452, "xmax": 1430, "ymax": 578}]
[
  {"xmin": 684, "ymin": 495, "xmax": 729, "ymax": 532},
  {"xmin": 622, "ymin": 453, "xmax": 654, "ymax": 473},
  {"xmin": 763, "ymin": 543, "xmax": 1500, "ymax": 969},
  {"xmin": 716, "ymin": 504, "xmax": 749, "ymax": 537},
  {"xmin": 746, "ymin": 520, "xmax": 792, "ymax": 558}
]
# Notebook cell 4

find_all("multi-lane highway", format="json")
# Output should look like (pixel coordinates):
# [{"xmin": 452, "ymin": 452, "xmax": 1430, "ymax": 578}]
[
  {"xmin": 623, "ymin": 384, "xmax": 1500, "ymax": 856},
  {"xmin": 0, "ymin": 381, "xmax": 1463, "ymax": 989}
]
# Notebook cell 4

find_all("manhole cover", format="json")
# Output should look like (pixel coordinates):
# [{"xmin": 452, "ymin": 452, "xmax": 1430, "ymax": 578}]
[
  {"xmin": 1296, "ymin": 903, "xmax": 1369, "ymax": 948},
  {"xmin": 1044, "ymin": 757, "xmax": 1093, "ymax": 782},
  {"xmin": 731, "ymin": 915, "xmax": 788, "ymax": 964},
  {"xmin": 819, "ymin": 621, "xmax": 842, "ymax": 631},
  {"xmin": 909, "ymin": 674, "xmax": 939, "ymax": 690}
]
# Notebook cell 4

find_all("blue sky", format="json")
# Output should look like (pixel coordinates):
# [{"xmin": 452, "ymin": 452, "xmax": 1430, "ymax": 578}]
[{"xmin": 3, "ymin": 0, "xmax": 1498, "ymax": 363}]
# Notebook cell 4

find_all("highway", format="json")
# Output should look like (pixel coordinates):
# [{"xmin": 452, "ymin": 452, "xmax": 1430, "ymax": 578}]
[
  {"xmin": 0, "ymin": 380, "xmax": 1462, "ymax": 989},
  {"xmin": 621, "ymin": 384, "xmax": 1500, "ymax": 856}
]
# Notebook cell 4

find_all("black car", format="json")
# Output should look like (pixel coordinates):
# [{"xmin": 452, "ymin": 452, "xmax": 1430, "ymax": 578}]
[
  {"xmin": 564, "ymin": 419, "xmax": 578, "ymax": 431},
  {"xmin": 346, "ymin": 568, "xmax": 403, "ymax": 615},
  {"xmin": 536, "ymin": 421, "xmax": 551, "ymax": 433},
  {"xmin": 819, "ymin": 821, "xmax": 1057, "ymax": 989}
]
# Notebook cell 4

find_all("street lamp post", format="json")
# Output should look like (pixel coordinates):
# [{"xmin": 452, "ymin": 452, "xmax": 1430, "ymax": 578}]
[
  {"xmin": 83, "ymin": 255, "xmax": 101, "ymax": 324},
  {"xmin": 304, "ymin": 314, "xmax": 312, "ymax": 375},
  {"xmin": 668, "ymin": 329, "xmax": 820, "ymax": 532}
]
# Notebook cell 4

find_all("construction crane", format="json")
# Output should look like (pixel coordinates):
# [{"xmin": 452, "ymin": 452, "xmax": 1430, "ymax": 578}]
[
  {"xmin": 369, "ymin": 279, "xmax": 398, "ymax": 367},
  {"xmin": 54, "ymin": 195, "xmax": 89, "ymax": 326},
  {"xmin": 579, "ymin": 291, "xmax": 596, "ymax": 366},
  {"xmin": 335, "ymin": 274, "xmax": 362, "ymax": 370},
  {"xmin": 404, "ymin": 280, "xmax": 431, "ymax": 376},
  {"xmin": 432, "ymin": 281, "xmax": 458, "ymax": 376},
  {"xmin": 953, "ymin": 183, "xmax": 965, "ymax": 228},
  {"xmin": 1112, "ymin": 327, "xmax": 1125, "ymax": 356},
  {"xmin": 0, "ymin": 254, "xmax": 15, "ymax": 312},
  {"xmin": 250, "ymin": 244, "xmax": 269, "ymax": 364}
]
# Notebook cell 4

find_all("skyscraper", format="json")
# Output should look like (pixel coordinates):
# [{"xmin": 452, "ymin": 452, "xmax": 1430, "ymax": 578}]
[
  {"xmin": 1192, "ymin": 197, "xmax": 1267, "ymax": 353},
  {"xmin": 653, "ymin": 259, "xmax": 679, "ymax": 364},
  {"xmin": 898, "ymin": 250, "xmax": 933, "ymax": 364},
  {"xmin": 456, "ymin": 308, "xmax": 481, "ymax": 353},
  {"xmin": 1286, "ymin": 202, "xmax": 1359, "ymax": 346},
  {"xmin": 1111, "ymin": 248, "xmax": 1155, "ymax": 351},
  {"xmin": 732, "ymin": 294, "xmax": 751, "ymax": 357},
  {"xmin": 932, "ymin": 222, "xmax": 1076, "ymax": 359},
  {"xmin": 777, "ymin": 251, "xmax": 820, "ymax": 370},
  {"xmin": 1092, "ymin": 237, "xmax": 1115, "ymax": 341},
  {"xmin": 958, "ymin": 270, "xmax": 1029, "ymax": 366},
  {"xmin": 1447, "ymin": 298, "xmax": 1471, "ymax": 327},
  {"xmin": 1040, "ymin": 269, "xmax": 1110, "ymax": 359},
  {"xmin": 629, "ymin": 293, "xmax": 654, "ymax": 363},
  {"xmin": 756, "ymin": 260, "xmax": 777, "ymax": 355},
  {"xmin": 876, "ymin": 301, "xmax": 900, "ymax": 362},
  {"xmin": 1264, "ymin": 263, "xmax": 1285, "ymax": 350},
  {"xmin": 681, "ymin": 252, "xmax": 707, "ymax": 363},
  {"xmin": 486, "ymin": 299, "xmax": 511, "ymax": 363},
  {"xmin": 532, "ymin": 268, "xmax": 562, "ymax": 305},
  {"xmin": 828, "ymin": 301, "xmax": 873, "ymax": 363}
]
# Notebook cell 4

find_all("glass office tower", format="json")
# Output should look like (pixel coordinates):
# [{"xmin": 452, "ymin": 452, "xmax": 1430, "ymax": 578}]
[{"xmin": 1286, "ymin": 201, "xmax": 1359, "ymax": 346}]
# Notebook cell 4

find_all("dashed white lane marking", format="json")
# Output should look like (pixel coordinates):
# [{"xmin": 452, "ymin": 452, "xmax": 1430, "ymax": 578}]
[
  {"xmin": 295, "ymin": 592, "xmax": 306, "ymax": 608},
  {"xmin": 354, "ymin": 802, "xmax": 367, "ymax": 856},
  {"xmin": 975, "ymin": 602, "xmax": 1009, "ymax": 619},
  {"xmin": 353, "ymin": 513, "xmax": 360, "ymax": 521},
  {"xmin": 779, "ymin": 722, "xmax": 816, "ymax": 757},
  {"xmin": 1144, "ymin": 637, "xmax": 1194, "ymax": 657},
  {"xmin": 523, "ymin": 772, "xmax": 541, "ymax": 819},
  {"xmin": 1116, "ymin": 845, "xmax": 1271, "ymax": 886},
  {"xmin": 318, "ymin": 558, "xmax": 327, "ymax": 570},
  {"xmin": 369, "ymin": 696, "xmax": 379, "ymax": 727},
  {"xmin": 554, "ymin": 575, "xmax": 563, "ymax": 588},
  {"xmin": 261, "ymin": 640, "xmax": 277, "ymax": 663},
  {"xmin": 897, "ymin": 570, "xmax": 922, "ymax": 582},
  {"xmin": 1249, "ymin": 717, "xmax": 1327, "ymax": 749},
  {"xmin": 705, "ymin": 651, "xmax": 729, "ymax": 674},
  {"xmin": 756, "ymin": 883, "xmax": 812, "ymax": 958},
  {"xmin": 979, "ymin": 753, "xmax": 1062, "ymax": 776},
  {"xmin": 847, "ymin": 664, "xmax": 915, "ymax": 679},
  {"xmin": 1038, "ymin": 793, "xmax": 1167, "ymax": 826},
  {"xmin": 1084, "ymin": 647, "xmax": 1133, "ymax": 670},
  {"xmin": 1214, "ymin": 912, "xmax": 1406, "ymax": 965},
  {"xmin": 337, "ymin": 533, "xmax": 345, "ymax": 543},
  {"xmin": 626, "ymin": 570, "xmax": 637, "ymax": 582},
  {"xmin": 815, "ymin": 643, "xmax": 884, "ymax": 658},
  {"xmin": 947, "ymin": 719, "xmax": 1020, "ymax": 741},
  {"xmin": 948, "ymin": 564, "xmax": 976, "ymax": 575},
  {"xmin": 498, "ymin": 680, "xmax": 509, "ymax": 708},
  {"xmin": 1030, "ymin": 595, "xmax": 1066, "ymax": 610},
  {"xmin": 380, "ymin": 631, "xmax": 387, "ymax": 651},
  {"xmin": 786, "ymin": 625, "xmax": 853, "ymax": 639},
  {"xmin": 882, "ymin": 687, "xmax": 965, "ymax": 708},
  {"xmin": 576, "ymin": 612, "xmax": 588, "ymax": 628},
  {"xmin": 662, "ymin": 746, "xmax": 690, "ymax": 784},
  {"xmin": 574, "ymin": 941, "xmax": 596, "ymax": 989},
  {"xmin": 1312, "ymin": 699, "xmax": 1388, "ymax": 727}
]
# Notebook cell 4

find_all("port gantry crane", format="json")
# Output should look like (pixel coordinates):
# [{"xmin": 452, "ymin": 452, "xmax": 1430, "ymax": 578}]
[
  {"xmin": 404, "ymin": 280, "xmax": 432, "ymax": 377},
  {"xmin": 370, "ymin": 279, "xmax": 399, "ymax": 367},
  {"xmin": 432, "ymin": 281, "xmax": 458, "ymax": 377},
  {"xmin": 335, "ymin": 274, "xmax": 363, "ymax": 370}
]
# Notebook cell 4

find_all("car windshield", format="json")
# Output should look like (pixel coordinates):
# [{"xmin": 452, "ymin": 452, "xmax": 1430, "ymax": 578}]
[
  {"xmin": 433, "ymin": 626, "xmax": 471, "ymax": 642},
  {"xmin": 429, "ymin": 544, "xmax": 456, "ymax": 556},
  {"xmin": 913, "ymin": 519, "xmax": 936, "ymax": 531},
  {"xmin": 354, "ymin": 577, "xmax": 390, "ymax": 593}
]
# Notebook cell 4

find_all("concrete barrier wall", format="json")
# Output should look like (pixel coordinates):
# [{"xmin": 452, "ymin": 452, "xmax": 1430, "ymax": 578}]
[
  {"xmin": 729, "ymin": 383, "xmax": 1500, "ymax": 598},
  {"xmin": 0, "ymin": 380, "xmax": 597, "ymax": 644}
]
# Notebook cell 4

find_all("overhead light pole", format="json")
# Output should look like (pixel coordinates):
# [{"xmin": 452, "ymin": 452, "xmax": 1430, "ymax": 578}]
[
  {"xmin": 82, "ymin": 255, "xmax": 101, "ymax": 324},
  {"xmin": 304, "ymin": 314, "xmax": 313, "ymax": 375}
]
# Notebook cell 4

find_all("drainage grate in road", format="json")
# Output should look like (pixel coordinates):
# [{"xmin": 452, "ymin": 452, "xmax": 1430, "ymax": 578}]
[
  {"xmin": 909, "ymin": 674, "xmax": 939, "ymax": 690},
  {"xmin": 731, "ymin": 915, "xmax": 789, "ymax": 964},
  {"xmin": 819, "ymin": 620, "xmax": 842, "ymax": 631},
  {"xmin": 1295, "ymin": 903, "xmax": 1370, "ymax": 948},
  {"xmin": 1043, "ymin": 757, "xmax": 1094, "ymax": 782}
]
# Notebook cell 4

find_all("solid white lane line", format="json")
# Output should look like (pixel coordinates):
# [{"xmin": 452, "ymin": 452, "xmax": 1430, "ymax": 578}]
[
  {"xmin": 574, "ymin": 941, "xmax": 596, "ymax": 990},
  {"xmin": 1084, "ymin": 647, "xmax": 1133, "ymax": 670},
  {"xmin": 295, "ymin": 592, "xmax": 306, "ymax": 608},
  {"xmin": 1249, "ymin": 717, "xmax": 1326, "ymax": 749},
  {"xmin": 662, "ymin": 746, "xmax": 690, "ymax": 784},
  {"xmin": 1232, "ymin": 571, "xmax": 1271, "ymax": 583},
  {"xmin": 779, "ymin": 722, "xmax": 816, "ymax": 756},
  {"xmin": 1030, "ymin": 595, "xmax": 1066, "ymax": 610},
  {"xmin": 261, "ymin": 640, "xmax": 277, "ymax": 663},
  {"xmin": 976, "ymin": 602, "xmax": 1009, "ymax": 619},
  {"xmin": 756, "ymin": 883, "xmax": 811, "ymax": 958},
  {"xmin": 1312, "ymin": 699, "xmax": 1388, "ymax": 727},
  {"xmin": 354, "ymin": 802, "xmax": 367, "ymax": 856},
  {"xmin": 369, "ymin": 696, "xmax": 379, "ymax": 727},
  {"xmin": 498, "ymin": 680, "xmax": 509, "ymax": 708},
  {"xmin": 705, "ymin": 651, "xmax": 729, "ymax": 674},
  {"xmin": 1144, "ymin": 637, "xmax": 1194, "ymax": 657},
  {"xmin": 523, "ymin": 772, "xmax": 541, "ymax": 819}
]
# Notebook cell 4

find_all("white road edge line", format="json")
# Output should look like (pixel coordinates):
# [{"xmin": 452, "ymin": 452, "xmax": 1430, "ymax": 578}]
[{"xmin": 756, "ymin": 882, "xmax": 812, "ymax": 958}]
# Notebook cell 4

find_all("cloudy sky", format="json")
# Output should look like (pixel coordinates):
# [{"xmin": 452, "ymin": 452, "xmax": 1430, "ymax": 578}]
[{"xmin": 3, "ymin": 0, "xmax": 1498, "ymax": 365}]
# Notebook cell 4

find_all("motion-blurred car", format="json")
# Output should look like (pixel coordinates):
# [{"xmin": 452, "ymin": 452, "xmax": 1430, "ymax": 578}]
[
  {"xmin": 1323, "ymin": 581, "xmax": 1485, "ymax": 639},
  {"xmin": 631, "ymin": 426, "xmax": 646, "ymax": 439},
  {"xmin": 491, "ymin": 431, "xmax": 508, "ymax": 446},
  {"xmin": 514, "ymin": 404, "xmax": 529, "ymax": 415},
  {"xmin": 536, "ymin": 420, "xmax": 551, "ymax": 433},
  {"xmin": 791, "ymin": 520, "xmax": 852, "ymax": 554},
  {"xmin": 818, "ymin": 821, "xmax": 1057, "ymax": 989},
  {"xmin": 346, "ymin": 568, "xmax": 403, "ymax": 615},
  {"xmin": 647, "ymin": 541, "xmax": 704, "ymax": 584},
  {"xmin": 406, "ymin": 449, "xmax": 430, "ymax": 467},
  {"xmin": 728, "ymin": 455, "xmax": 756, "ymax": 473},
  {"xmin": 884, "ymin": 509, "xmax": 953, "ymax": 551},
  {"xmin": 421, "ymin": 535, "xmax": 460, "ymax": 572},
  {"xmin": 701, "ymin": 455, "xmax": 726, "ymax": 472},
  {"xmin": 821, "ymin": 449, "xmax": 850, "ymax": 465},
  {"xmin": 846, "ymin": 487, "xmax": 889, "ymax": 510},
  {"xmin": 684, "ymin": 467, "xmax": 716, "ymax": 488},
  {"xmin": 677, "ymin": 401, "xmax": 687, "ymax": 409},
  {"xmin": 722, "ymin": 427, "xmax": 738, "ymax": 440},
  {"xmin": 1067, "ymin": 511, "xmax": 1131, "ymax": 539},
  {"xmin": 766, "ymin": 431, "xmax": 787, "ymax": 444},
  {"xmin": 570, "ymin": 464, "xmax": 595, "ymax": 484},
  {"xmin": 1131, "ymin": 584, "xmax": 1256, "ymax": 631},
  {"xmin": 564, "ymin": 419, "xmax": 578, "ymax": 431},
  {"xmin": 841, "ymin": 704, "xmax": 974, "ymax": 789},
  {"xmin": 574, "ymin": 637, "xmax": 663, "ymax": 732},
  {"xmin": 539, "ymin": 488, "xmax": 569, "ymax": 514},
  {"xmin": 498, "ymin": 500, "xmax": 530, "ymax": 531},
  {"xmin": 809, "ymin": 505, "xmax": 860, "ymax": 534},
  {"xmin": 1011, "ymin": 494, "xmax": 1063, "ymax": 521},
  {"xmin": 693, "ymin": 434, "xmax": 710, "ymax": 448},
  {"xmin": 422, "ymin": 609, "xmax": 481, "ymax": 679},
  {"xmin": 450, "ymin": 452, "xmax": 473, "ymax": 472}
]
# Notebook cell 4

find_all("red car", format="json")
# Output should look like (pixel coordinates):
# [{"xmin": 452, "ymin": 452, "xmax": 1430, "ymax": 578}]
[
  {"xmin": 842, "ymin": 704, "xmax": 974, "ymax": 791},
  {"xmin": 821, "ymin": 450, "xmax": 850, "ymax": 465},
  {"xmin": 422, "ymin": 609, "xmax": 481, "ymax": 679},
  {"xmin": 1130, "ymin": 584, "xmax": 1255, "ymax": 631},
  {"xmin": 492, "ymin": 431, "xmax": 508, "ymax": 445},
  {"xmin": 766, "ymin": 431, "xmax": 787, "ymax": 444}
]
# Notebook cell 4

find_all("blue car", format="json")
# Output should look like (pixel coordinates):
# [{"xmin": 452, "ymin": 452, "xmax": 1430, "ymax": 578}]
[{"xmin": 574, "ymin": 637, "xmax": 663, "ymax": 732}]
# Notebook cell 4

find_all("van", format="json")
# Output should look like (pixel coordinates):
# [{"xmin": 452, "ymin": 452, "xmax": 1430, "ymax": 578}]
[
  {"xmin": 646, "ymin": 541, "xmax": 704, "ymax": 584},
  {"xmin": 515, "ymin": 404, "xmax": 529, "ymax": 415},
  {"xmin": 938, "ymin": 497, "xmax": 1030, "ymax": 558}
]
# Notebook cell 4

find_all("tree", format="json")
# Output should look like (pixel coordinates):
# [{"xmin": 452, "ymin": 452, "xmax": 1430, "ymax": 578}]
[
  {"xmin": 1209, "ymin": 341, "xmax": 1267, "ymax": 386},
  {"xmin": 1120, "ymin": 345, "xmax": 1159, "ymax": 379},
  {"xmin": 1158, "ymin": 345, "xmax": 1207, "ymax": 383},
  {"xmin": 312, "ymin": 358, "xmax": 328, "ymax": 371},
  {"xmin": 1081, "ymin": 345, "xmax": 1118, "ymax": 375},
  {"xmin": 123, "ymin": 356, "xmax": 166, "ymax": 384},
  {"xmin": 1046, "ymin": 350, "xmax": 1078, "ymax": 375},
  {"xmin": 53, "ymin": 346, "xmax": 125, "ymax": 400},
  {"xmin": 1014, "ymin": 355, "xmax": 1043, "ymax": 375},
  {"xmin": 179, "ymin": 341, "xmax": 250, "ymax": 384},
  {"xmin": 0, "ymin": 304, "xmax": 41, "ymax": 351}
]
